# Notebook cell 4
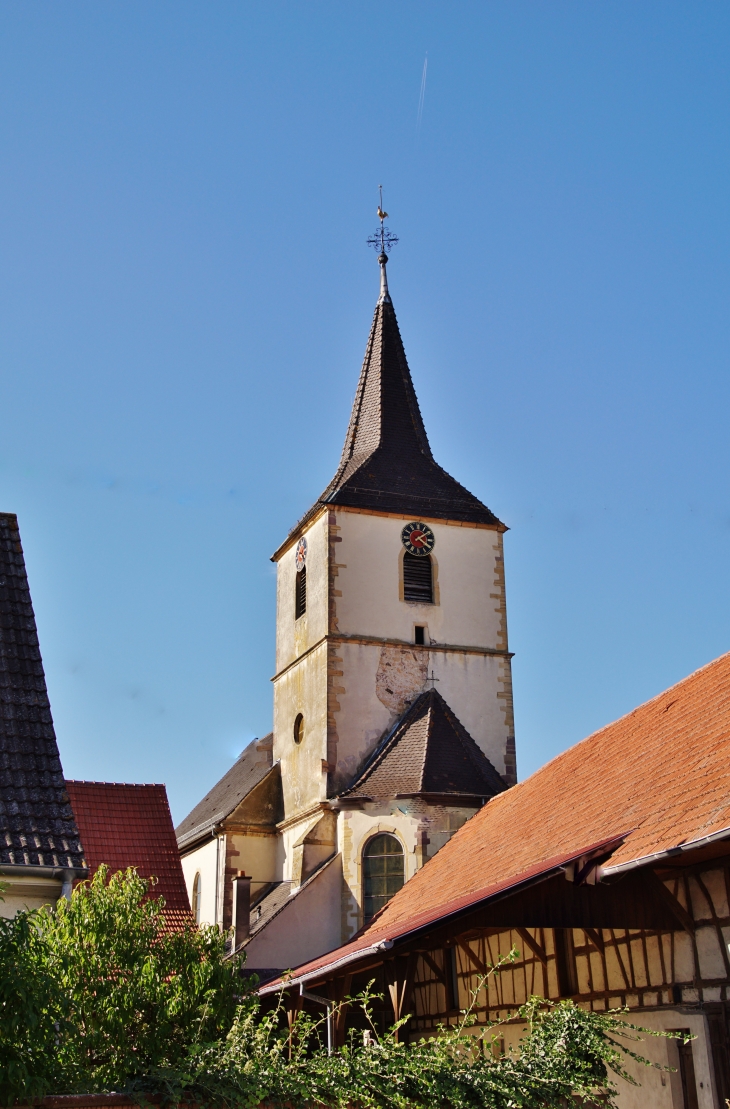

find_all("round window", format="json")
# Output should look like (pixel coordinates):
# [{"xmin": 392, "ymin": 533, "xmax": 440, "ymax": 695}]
[{"xmin": 293, "ymin": 713, "xmax": 304, "ymax": 744}]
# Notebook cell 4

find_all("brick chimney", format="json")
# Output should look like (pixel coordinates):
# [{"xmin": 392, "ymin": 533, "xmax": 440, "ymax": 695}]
[{"xmin": 232, "ymin": 870, "xmax": 251, "ymax": 949}]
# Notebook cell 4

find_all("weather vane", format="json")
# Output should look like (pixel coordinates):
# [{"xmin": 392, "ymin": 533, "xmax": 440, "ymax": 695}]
[{"xmin": 367, "ymin": 185, "xmax": 399, "ymax": 255}]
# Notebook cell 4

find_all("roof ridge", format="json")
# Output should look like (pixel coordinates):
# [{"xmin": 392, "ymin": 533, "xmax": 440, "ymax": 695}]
[
  {"xmin": 416, "ymin": 693, "xmax": 435, "ymax": 792},
  {"xmin": 435, "ymin": 695, "xmax": 507, "ymax": 789},
  {"xmin": 341, "ymin": 691, "xmax": 431, "ymax": 795},
  {"xmin": 492, "ymin": 648, "xmax": 730, "ymax": 805},
  {"xmin": 65, "ymin": 780, "xmax": 165, "ymax": 789}
]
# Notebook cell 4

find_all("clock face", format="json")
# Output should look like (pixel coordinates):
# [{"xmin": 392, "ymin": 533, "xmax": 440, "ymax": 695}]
[
  {"xmin": 401, "ymin": 521, "xmax": 435, "ymax": 556},
  {"xmin": 295, "ymin": 537, "xmax": 307, "ymax": 572}
]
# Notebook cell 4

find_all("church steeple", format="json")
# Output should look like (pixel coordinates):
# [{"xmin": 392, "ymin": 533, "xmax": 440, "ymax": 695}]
[{"xmin": 315, "ymin": 238, "xmax": 502, "ymax": 527}]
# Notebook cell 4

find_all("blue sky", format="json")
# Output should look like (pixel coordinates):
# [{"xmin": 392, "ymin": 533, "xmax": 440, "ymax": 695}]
[{"xmin": 1, "ymin": 2, "xmax": 729, "ymax": 822}]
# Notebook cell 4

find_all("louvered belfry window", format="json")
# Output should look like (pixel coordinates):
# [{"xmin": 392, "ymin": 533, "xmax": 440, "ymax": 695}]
[
  {"xmin": 295, "ymin": 566, "xmax": 307, "ymax": 619},
  {"xmin": 403, "ymin": 552, "xmax": 433, "ymax": 603}
]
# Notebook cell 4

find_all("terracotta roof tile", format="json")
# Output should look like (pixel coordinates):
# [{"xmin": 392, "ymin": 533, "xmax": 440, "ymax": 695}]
[
  {"xmin": 268, "ymin": 649, "xmax": 730, "ymax": 986},
  {"xmin": 66, "ymin": 781, "xmax": 190, "ymax": 919}
]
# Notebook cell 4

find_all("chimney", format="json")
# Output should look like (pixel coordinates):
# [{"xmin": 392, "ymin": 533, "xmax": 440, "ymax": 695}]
[{"xmin": 232, "ymin": 870, "xmax": 251, "ymax": 949}]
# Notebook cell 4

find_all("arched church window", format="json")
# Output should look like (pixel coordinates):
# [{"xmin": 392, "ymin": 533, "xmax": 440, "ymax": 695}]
[
  {"xmin": 403, "ymin": 552, "xmax": 433, "ymax": 603},
  {"xmin": 363, "ymin": 833, "xmax": 405, "ymax": 923},
  {"xmin": 192, "ymin": 871, "xmax": 202, "ymax": 924},
  {"xmin": 293, "ymin": 713, "xmax": 304, "ymax": 744},
  {"xmin": 295, "ymin": 566, "xmax": 307, "ymax": 619}
]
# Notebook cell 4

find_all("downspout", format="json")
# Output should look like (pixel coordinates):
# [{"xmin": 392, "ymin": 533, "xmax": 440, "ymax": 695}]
[
  {"xmin": 214, "ymin": 834, "xmax": 221, "ymax": 928},
  {"xmin": 300, "ymin": 983, "xmax": 333, "ymax": 1055},
  {"xmin": 61, "ymin": 870, "xmax": 75, "ymax": 901}
]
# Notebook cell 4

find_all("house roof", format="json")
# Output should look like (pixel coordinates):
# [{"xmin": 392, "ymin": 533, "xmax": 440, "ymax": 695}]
[
  {"xmin": 262, "ymin": 649, "xmax": 730, "ymax": 990},
  {"xmin": 175, "ymin": 734, "xmax": 274, "ymax": 851},
  {"xmin": 276, "ymin": 267, "xmax": 502, "ymax": 555},
  {"xmin": 0, "ymin": 513, "xmax": 85, "ymax": 874},
  {"xmin": 342, "ymin": 688, "xmax": 506, "ymax": 801},
  {"xmin": 66, "ymin": 780, "xmax": 190, "ymax": 925}
]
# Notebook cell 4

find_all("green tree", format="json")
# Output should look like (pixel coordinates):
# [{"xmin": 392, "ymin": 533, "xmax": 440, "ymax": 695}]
[
  {"xmin": 0, "ymin": 867, "xmax": 242, "ymax": 1104},
  {"xmin": 0, "ymin": 871, "xmax": 679, "ymax": 1109},
  {"xmin": 44, "ymin": 867, "xmax": 241, "ymax": 1090},
  {"xmin": 0, "ymin": 900, "xmax": 62, "ymax": 1106}
]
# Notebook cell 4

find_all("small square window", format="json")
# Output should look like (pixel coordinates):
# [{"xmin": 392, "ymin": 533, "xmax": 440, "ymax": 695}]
[{"xmin": 414, "ymin": 626, "xmax": 425, "ymax": 645}]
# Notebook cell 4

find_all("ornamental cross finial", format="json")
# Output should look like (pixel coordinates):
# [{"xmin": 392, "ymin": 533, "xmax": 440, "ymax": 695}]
[{"xmin": 367, "ymin": 185, "xmax": 399, "ymax": 256}]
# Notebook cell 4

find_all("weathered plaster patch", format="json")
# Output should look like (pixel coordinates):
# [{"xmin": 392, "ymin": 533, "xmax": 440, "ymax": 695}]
[{"xmin": 375, "ymin": 644, "xmax": 428, "ymax": 715}]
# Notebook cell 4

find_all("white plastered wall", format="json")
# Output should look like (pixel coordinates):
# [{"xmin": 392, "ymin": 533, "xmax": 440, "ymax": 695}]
[
  {"xmin": 610, "ymin": 1009, "xmax": 717, "ymax": 1109},
  {"xmin": 329, "ymin": 510, "xmax": 512, "ymax": 782},
  {"xmin": 244, "ymin": 854, "xmax": 343, "ymax": 971},
  {"xmin": 338, "ymin": 803, "xmax": 479, "ymax": 940},
  {"xmin": 274, "ymin": 512, "xmax": 330, "ymax": 819},
  {"xmin": 180, "ymin": 837, "xmax": 220, "ymax": 926},
  {"xmin": 274, "ymin": 511, "xmax": 328, "ymax": 674},
  {"xmin": 0, "ymin": 875, "xmax": 62, "ymax": 917},
  {"xmin": 274, "ymin": 642, "xmax": 329, "ymax": 818},
  {"xmin": 226, "ymin": 831, "xmax": 279, "ymax": 902},
  {"xmin": 332, "ymin": 639, "xmax": 511, "ymax": 785},
  {"xmin": 333, "ymin": 511, "xmax": 504, "ymax": 648}
]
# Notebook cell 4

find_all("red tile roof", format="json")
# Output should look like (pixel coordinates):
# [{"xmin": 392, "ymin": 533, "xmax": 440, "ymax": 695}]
[
  {"xmin": 66, "ymin": 781, "xmax": 190, "ymax": 924},
  {"xmin": 264, "ymin": 650, "xmax": 730, "ymax": 989}
]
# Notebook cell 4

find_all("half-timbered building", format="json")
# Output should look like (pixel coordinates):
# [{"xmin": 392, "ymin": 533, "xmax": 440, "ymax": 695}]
[{"xmin": 261, "ymin": 650, "xmax": 730, "ymax": 1109}]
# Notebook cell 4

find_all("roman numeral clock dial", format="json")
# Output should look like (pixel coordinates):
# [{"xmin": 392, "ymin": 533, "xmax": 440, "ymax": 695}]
[{"xmin": 401, "ymin": 521, "xmax": 435, "ymax": 556}]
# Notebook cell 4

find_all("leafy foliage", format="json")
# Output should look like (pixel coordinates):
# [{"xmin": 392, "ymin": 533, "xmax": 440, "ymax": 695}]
[
  {"xmin": 0, "ymin": 868, "xmax": 241, "ymax": 1104},
  {"xmin": 0, "ymin": 870, "xmax": 680, "ymax": 1109},
  {"xmin": 0, "ymin": 899, "xmax": 62, "ymax": 1106}
]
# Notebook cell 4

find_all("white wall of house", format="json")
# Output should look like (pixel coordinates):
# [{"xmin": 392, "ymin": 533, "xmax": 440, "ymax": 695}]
[
  {"xmin": 0, "ymin": 874, "xmax": 63, "ymax": 917},
  {"xmin": 180, "ymin": 836, "xmax": 220, "ymax": 926}
]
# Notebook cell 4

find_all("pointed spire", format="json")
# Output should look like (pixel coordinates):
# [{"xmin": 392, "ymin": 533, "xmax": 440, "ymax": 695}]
[
  {"xmin": 317, "ymin": 238, "xmax": 501, "ymax": 526},
  {"xmin": 276, "ymin": 205, "xmax": 503, "ymax": 552}
]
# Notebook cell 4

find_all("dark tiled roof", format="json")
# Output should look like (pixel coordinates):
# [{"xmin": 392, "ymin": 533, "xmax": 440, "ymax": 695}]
[
  {"xmin": 175, "ymin": 734, "xmax": 274, "ymax": 850},
  {"xmin": 280, "ymin": 282, "xmax": 502, "ymax": 550},
  {"xmin": 0, "ymin": 513, "xmax": 85, "ymax": 872},
  {"xmin": 342, "ymin": 688, "xmax": 507, "ymax": 801},
  {"xmin": 249, "ymin": 880, "xmax": 293, "ymax": 938},
  {"xmin": 66, "ymin": 780, "xmax": 190, "ymax": 925}
]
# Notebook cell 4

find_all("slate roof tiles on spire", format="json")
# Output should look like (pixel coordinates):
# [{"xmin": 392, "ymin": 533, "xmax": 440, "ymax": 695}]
[
  {"xmin": 277, "ymin": 259, "xmax": 502, "ymax": 554},
  {"xmin": 0, "ymin": 513, "xmax": 85, "ymax": 873}
]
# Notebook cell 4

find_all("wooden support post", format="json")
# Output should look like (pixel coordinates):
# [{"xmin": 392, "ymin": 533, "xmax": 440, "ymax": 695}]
[
  {"xmin": 457, "ymin": 939, "xmax": 489, "ymax": 975},
  {"xmin": 584, "ymin": 927, "xmax": 605, "ymax": 954},
  {"xmin": 516, "ymin": 927, "xmax": 548, "ymax": 967},
  {"xmin": 385, "ymin": 954, "xmax": 417, "ymax": 1040},
  {"xmin": 644, "ymin": 871, "xmax": 695, "ymax": 934},
  {"xmin": 421, "ymin": 950, "xmax": 446, "ymax": 984},
  {"xmin": 330, "ymin": 974, "xmax": 352, "ymax": 1048},
  {"xmin": 286, "ymin": 994, "xmax": 301, "ymax": 1060}
]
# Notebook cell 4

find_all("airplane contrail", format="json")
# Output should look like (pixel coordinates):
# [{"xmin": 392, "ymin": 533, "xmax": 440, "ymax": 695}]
[{"xmin": 416, "ymin": 53, "xmax": 428, "ymax": 135}]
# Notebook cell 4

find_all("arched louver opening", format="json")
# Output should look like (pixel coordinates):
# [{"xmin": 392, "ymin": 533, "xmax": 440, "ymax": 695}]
[
  {"xmin": 403, "ymin": 552, "xmax": 433, "ymax": 603},
  {"xmin": 295, "ymin": 565, "xmax": 307, "ymax": 619},
  {"xmin": 363, "ymin": 833, "xmax": 405, "ymax": 923}
]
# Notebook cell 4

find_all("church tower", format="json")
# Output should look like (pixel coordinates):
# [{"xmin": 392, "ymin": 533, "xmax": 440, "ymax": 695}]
[
  {"xmin": 269, "ymin": 235, "xmax": 516, "ymax": 939},
  {"xmin": 177, "ymin": 220, "xmax": 516, "ymax": 968}
]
